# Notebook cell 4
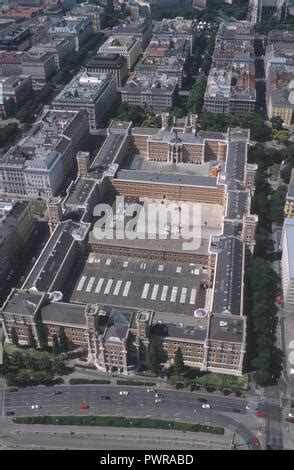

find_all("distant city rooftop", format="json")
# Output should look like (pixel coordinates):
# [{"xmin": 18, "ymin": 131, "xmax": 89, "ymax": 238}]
[{"xmin": 53, "ymin": 71, "xmax": 112, "ymax": 105}]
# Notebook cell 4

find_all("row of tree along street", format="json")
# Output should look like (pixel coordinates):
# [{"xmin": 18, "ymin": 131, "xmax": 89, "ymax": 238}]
[{"xmin": 247, "ymin": 143, "xmax": 286, "ymax": 386}]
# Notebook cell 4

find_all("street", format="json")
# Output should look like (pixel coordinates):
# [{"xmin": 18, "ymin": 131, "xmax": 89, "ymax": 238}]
[{"xmin": 0, "ymin": 384, "xmax": 268, "ymax": 449}]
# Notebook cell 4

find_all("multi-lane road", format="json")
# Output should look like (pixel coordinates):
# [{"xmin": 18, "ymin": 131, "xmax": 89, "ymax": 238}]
[{"xmin": 2, "ymin": 384, "xmax": 262, "ymax": 449}]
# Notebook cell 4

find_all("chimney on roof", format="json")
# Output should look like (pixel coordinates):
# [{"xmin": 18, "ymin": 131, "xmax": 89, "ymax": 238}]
[{"xmin": 77, "ymin": 151, "xmax": 90, "ymax": 177}]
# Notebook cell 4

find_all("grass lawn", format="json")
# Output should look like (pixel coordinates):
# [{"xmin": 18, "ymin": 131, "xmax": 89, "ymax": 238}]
[
  {"xmin": 196, "ymin": 372, "xmax": 249, "ymax": 391},
  {"xmin": 15, "ymin": 415, "xmax": 224, "ymax": 435}
]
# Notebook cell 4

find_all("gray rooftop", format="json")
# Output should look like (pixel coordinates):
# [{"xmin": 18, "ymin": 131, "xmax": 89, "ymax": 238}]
[
  {"xmin": 53, "ymin": 71, "xmax": 112, "ymax": 105},
  {"xmin": 115, "ymin": 169, "xmax": 218, "ymax": 187},
  {"xmin": 209, "ymin": 314, "xmax": 245, "ymax": 343},
  {"xmin": 65, "ymin": 178, "xmax": 96, "ymax": 207},
  {"xmin": 212, "ymin": 236, "xmax": 244, "ymax": 315},
  {"xmin": 1, "ymin": 289, "xmax": 45, "ymax": 317},
  {"xmin": 23, "ymin": 221, "xmax": 76, "ymax": 292},
  {"xmin": 91, "ymin": 134, "xmax": 127, "ymax": 172},
  {"xmin": 70, "ymin": 253, "xmax": 208, "ymax": 317},
  {"xmin": 41, "ymin": 301, "xmax": 86, "ymax": 326},
  {"xmin": 225, "ymin": 190, "xmax": 249, "ymax": 220},
  {"xmin": 151, "ymin": 311, "xmax": 207, "ymax": 342}
]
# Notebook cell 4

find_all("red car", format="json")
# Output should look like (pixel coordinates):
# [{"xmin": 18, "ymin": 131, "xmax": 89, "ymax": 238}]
[
  {"xmin": 252, "ymin": 436, "xmax": 261, "ymax": 448},
  {"xmin": 256, "ymin": 411, "xmax": 267, "ymax": 418},
  {"xmin": 285, "ymin": 417, "xmax": 294, "ymax": 423},
  {"xmin": 80, "ymin": 403, "xmax": 89, "ymax": 410},
  {"xmin": 8, "ymin": 387, "xmax": 18, "ymax": 392}
]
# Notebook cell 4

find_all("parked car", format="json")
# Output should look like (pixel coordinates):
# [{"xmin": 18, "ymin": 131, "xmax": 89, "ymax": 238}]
[
  {"xmin": 6, "ymin": 411, "xmax": 15, "ymax": 416},
  {"xmin": 198, "ymin": 398, "xmax": 207, "ymax": 403},
  {"xmin": 8, "ymin": 387, "xmax": 18, "ymax": 392},
  {"xmin": 256, "ymin": 411, "xmax": 267, "ymax": 418},
  {"xmin": 285, "ymin": 416, "xmax": 294, "ymax": 423},
  {"xmin": 202, "ymin": 403, "xmax": 211, "ymax": 409},
  {"xmin": 101, "ymin": 396, "xmax": 111, "ymax": 400},
  {"xmin": 52, "ymin": 391, "xmax": 62, "ymax": 395},
  {"xmin": 252, "ymin": 436, "xmax": 261, "ymax": 448},
  {"xmin": 119, "ymin": 391, "xmax": 129, "ymax": 396},
  {"xmin": 31, "ymin": 404, "xmax": 41, "ymax": 409},
  {"xmin": 80, "ymin": 403, "xmax": 89, "ymax": 410}
]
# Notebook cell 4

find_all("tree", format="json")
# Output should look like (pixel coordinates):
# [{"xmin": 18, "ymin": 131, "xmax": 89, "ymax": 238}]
[
  {"xmin": 10, "ymin": 327, "xmax": 19, "ymax": 346},
  {"xmin": 271, "ymin": 116, "xmax": 283, "ymax": 131},
  {"xmin": 173, "ymin": 347, "xmax": 185, "ymax": 377},
  {"xmin": 36, "ymin": 353, "xmax": 52, "ymax": 371},
  {"xmin": 15, "ymin": 371, "xmax": 31, "ymax": 386},
  {"xmin": 58, "ymin": 327, "xmax": 69, "ymax": 352},
  {"xmin": 23, "ymin": 354, "xmax": 36, "ymax": 370},
  {"xmin": 253, "ymin": 369, "xmax": 272, "ymax": 387},
  {"xmin": 51, "ymin": 358, "xmax": 65, "ymax": 375},
  {"xmin": 10, "ymin": 351, "xmax": 23, "ymax": 368},
  {"xmin": 270, "ymin": 185, "xmax": 287, "ymax": 225},
  {"xmin": 52, "ymin": 335, "xmax": 60, "ymax": 355},
  {"xmin": 148, "ymin": 342, "xmax": 161, "ymax": 375},
  {"xmin": 27, "ymin": 325, "xmax": 37, "ymax": 349}
]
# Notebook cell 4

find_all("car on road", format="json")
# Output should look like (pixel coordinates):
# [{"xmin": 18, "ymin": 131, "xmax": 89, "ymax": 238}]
[
  {"xmin": 146, "ymin": 388, "xmax": 155, "ymax": 392},
  {"xmin": 252, "ymin": 436, "xmax": 261, "ymax": 448},
  {"xmin": 31, "ymin": 404, "xmax": 41, "ymax": 409},
  {"xmin": 80, "ymin": 403, "xmax": 89, "ymax": 410},
  {"xmin": 52, "ymin": 391, "xmax": 62, "ymax": 395},
  {"xmin": 232, "ymin": 408, "xmax": 242, "ymax": 413},
  {"xmin": 245, "ymin": 405, "xmax": 252, "ymax": 410},
  {"xmin": 8, "ymin": 387, "xmax": 18, "ymax": 392},
  {"xmin": 101, "ymin": 396, "xmax": 111, "ymax": 400},
  {"xmin": 198, "ymin": 398, "xmax": 207, "ymax": 403},
  {"xmin": 155, "ymin": 398, "xmax": 163, "ymax": 403},
  {"xmin": 202, "ymin": 403, "xmax": 211, "ymax": 409},
  {"xmin": 119, "ymin": 391, "xmax": 129, "ymax": 396},
  {"xmin": 6, "ymin": 411, "xmax": 15, "ymax": 416},
  {"xmin": 288, "ymin": 412, "xmax": 294, "ymax": 418},
  {"xmin": 285, "ymin": 416, "xmax": 294, "ymax": 423},
  {"xmin": 255, "ymin": 411, "xmax": 267, "ymax": 418},
  {"xmin": 155, "ymin": 393, "xmax": 164, "ymax": 398}
]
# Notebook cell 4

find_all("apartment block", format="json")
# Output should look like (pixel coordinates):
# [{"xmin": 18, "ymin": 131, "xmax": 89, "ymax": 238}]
[
  {"xmin": 99, "ymin": 35, "xmax": 142, "ymax": 70},
  {"xmin": 112, "ymin": 16, "xmax": 153, "ymax": 50},
  {"xmin": 37, "ymin": 36, "xmax": 76, "ymax": 70},
  {"xmin": 0, "ymin": 109, "xmax": 88, "ymax": 197},
  {"xmin": 86, "ymin": 53, "xmax": 128, "ymax": 88},
  {"xmin": 67, "ymin": 3, "xmax": 105, "ymax": 32},
  {"xmin": 0, "ymin": 75, "xmax": 32, "ymax": 118},
  {"xmin": 285, "ymin": 169, "xmax": 294, "ymax": 218},
  {"xmin": 120, "ymin": 74, "xmax": 177, "ymax": 112},
  {"xmin": 281, "ymin": 217, "xmax": 294, "ymax": 305},
  {"xmin": 53, "ymin": 71, "xmax": 117, "ymax": 133},
  {"xmin": 47, "ymin": 16, "xmax": 93, "ymax": 52},
  {"xmin": 21, "ymin": 47, "xmax": 56, "ymax": 89},
  {"xmin": 204, "ymin": 64, "xmax": 256, "ymax": 116},
  {"xmin": 0, "ymin": 199, "xmax": 34, "ymax": 285}
]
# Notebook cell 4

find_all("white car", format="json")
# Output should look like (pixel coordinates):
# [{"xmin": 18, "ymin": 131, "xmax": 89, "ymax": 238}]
[
  {"xmin": 31, "ymin": 404, "xmax": 41, "ymax": 409},
  {"xmin": 119, "ymin": 391, "xmax": 129, "ymax": 396},
  {"xmin": 289, "ymin": 412, "xmax": 294, "ymax": 418},
  {"xmin": 202, "ymin": 403, "xmax": 211, "ymax": 409},
  {"xmin": 155, "ymin": 398, "xmax": 162, "ymax": 403},
  {"xmin": 245, "ymin": 405, "xmax": 252, "ymax": 410},
  {"xmin": 146, "ymin": 388, "xmax": 155, "ymax": 392}
]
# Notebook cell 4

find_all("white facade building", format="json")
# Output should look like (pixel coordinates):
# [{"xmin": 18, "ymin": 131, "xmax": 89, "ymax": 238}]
[{"xmin": 281, "ymin": 217, "xmax": 294, "ymax": 305}]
